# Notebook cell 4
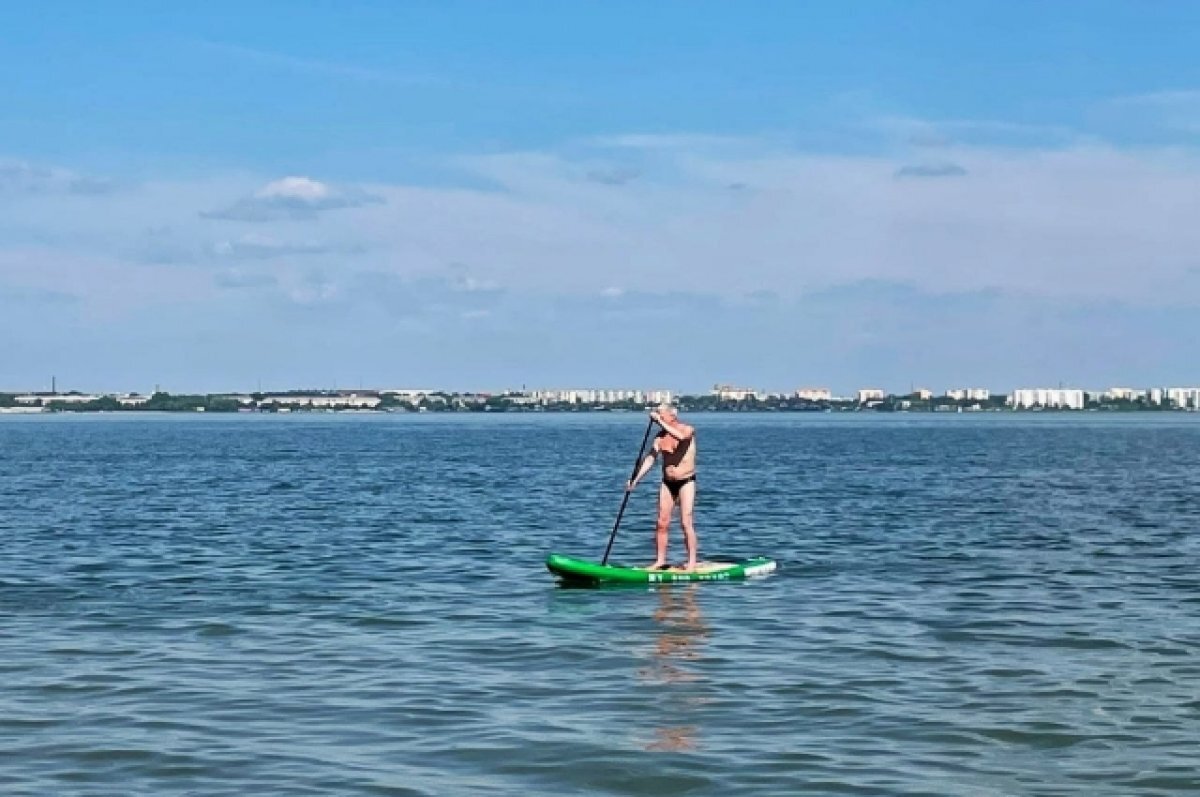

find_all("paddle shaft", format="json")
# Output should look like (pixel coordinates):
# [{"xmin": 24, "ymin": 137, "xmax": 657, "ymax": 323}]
[{"xmin": 601, "ymin": 417, "xmax": 656, "ymax": 565}]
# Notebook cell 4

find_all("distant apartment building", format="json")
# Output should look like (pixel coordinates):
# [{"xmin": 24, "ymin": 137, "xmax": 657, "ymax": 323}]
[
  {"xmin": 380, "ymin": 389, "xmax": 438, "ymax": 399},
  {"xmin": 913, "ymin": 388, "xmax": 933, "ymax": 400},
  {"xmin": 1008, "ymin": 388, "xmax": 1085, "ymax": 410},
  {"xmin": 946, "ymin": 388, "xmax": 990, "ymax": 402},
  {"xmin": 530, "ymin": 389, "xmax": 583, "ymax": 403},
  {"xmin": 1105, "ymin": 387, "xmax": 1147, "ymax": 401},
  {"xmin": 1165, "ymin": 387, "xmax": 1200, "ymax": 409},
  {"xmin": 794, "ymin": 387, "xmax": 832, "ymax": 402},
  {"xmin": 262, "ymin": 392, "xmax": 381, "ymax": 409},
  {"xmin": 1142, "ymin": 387, "xmax": 1200, "ymax": 408},
  {"xmin": 16, "ymin": 391, "xmax": 150, "ymax": 407},
  {"xmin": 856, "ymin": 388, "xmax": 885, "ymax": 403},
  {"xmin": 527, "ymin": 389, "xmax": 672, "ymax": 405},
  {"xmin": 15, "ymin": 392, "xmax": 101, "ymax": 405},
  {"xmin": 712, "ymin": 384, "xmax": 761, "ymax": 401}
]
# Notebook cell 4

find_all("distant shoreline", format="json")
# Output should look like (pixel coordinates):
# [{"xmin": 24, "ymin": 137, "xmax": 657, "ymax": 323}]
[
  {"xmin": 3, "ymin": 389, "xmax": 1195, "ymax": 415},
  {"xmin": 2, "ymin": 405, "xmax": 1195, "ymax": 416}
]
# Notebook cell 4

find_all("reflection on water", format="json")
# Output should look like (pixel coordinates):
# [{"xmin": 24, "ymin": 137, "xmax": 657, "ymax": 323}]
[{"xmin": 639, "ymin": 585, "xmax": 709, "ymax": 752}]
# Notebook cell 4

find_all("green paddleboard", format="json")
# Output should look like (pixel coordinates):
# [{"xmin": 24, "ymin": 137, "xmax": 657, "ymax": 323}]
[{"xmin": 545, "ymin": 553, "xmax": 777, "ymax": 585}]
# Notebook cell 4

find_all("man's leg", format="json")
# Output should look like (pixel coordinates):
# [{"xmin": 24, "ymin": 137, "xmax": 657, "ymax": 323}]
[
  {"xmin": 651, "ymin": 482, "xmax": 675, "ymax": 568},
  {"xmin": 678, "ymin": 480, "xmax": 698, "ymax": 570}
]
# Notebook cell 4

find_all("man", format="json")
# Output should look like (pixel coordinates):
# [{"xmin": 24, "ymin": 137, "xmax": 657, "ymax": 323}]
[{"xmin": 626, "ymin": 404, "xmax": 699, "ymax": 571}]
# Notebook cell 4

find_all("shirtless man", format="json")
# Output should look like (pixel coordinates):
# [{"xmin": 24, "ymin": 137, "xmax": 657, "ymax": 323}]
[{"xmin": 626, "ymin": 404, "xmax": 699, "ymax": 571}]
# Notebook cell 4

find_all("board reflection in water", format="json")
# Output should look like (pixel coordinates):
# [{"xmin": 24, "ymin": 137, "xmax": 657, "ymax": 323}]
[{"xmin": 637, "ymin": 585, "xmax": 710, "ymax": 752}]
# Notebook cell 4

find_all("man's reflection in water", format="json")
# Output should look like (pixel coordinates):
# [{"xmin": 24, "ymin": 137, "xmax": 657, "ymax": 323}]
[{"xmin": 640, "ymin": 585, "xmax": 710, "ymax": 752}]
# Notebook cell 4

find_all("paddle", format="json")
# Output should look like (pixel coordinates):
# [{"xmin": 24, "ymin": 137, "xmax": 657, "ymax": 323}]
[{"xmin": 601, "ymin": 416, "xmax": 656, "ymax": 565}]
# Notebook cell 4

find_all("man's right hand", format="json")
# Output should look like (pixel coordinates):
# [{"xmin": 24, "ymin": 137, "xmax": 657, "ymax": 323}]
[{"xmin": 625, "ymin": 480, "xmax": 636, "ymax": 492}]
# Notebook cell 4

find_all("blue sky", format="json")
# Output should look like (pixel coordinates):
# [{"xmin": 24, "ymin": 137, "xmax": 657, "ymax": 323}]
[{"xmin": 2, "ymin": 2, "xmax": 1200, "ymax": 394}]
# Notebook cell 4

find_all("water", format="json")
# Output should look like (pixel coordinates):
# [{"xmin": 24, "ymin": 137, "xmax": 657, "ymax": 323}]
[{"xmin": 2, "ymin": 412, "xmax": 1199, "ymax": 796}]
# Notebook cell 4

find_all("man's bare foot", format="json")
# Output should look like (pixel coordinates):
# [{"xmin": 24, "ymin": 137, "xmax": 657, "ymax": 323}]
[
  {"xmin": 679, "ymin": 561, "xmax": 698, "ymax": 572},
  {"xmin": 647, "ymin": 561, "xmax": 669, "ymax": 570}
]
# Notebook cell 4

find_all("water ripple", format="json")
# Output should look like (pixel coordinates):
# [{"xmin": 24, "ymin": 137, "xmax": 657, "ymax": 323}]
[{"xmin": 2, "ymin": 413, "xmax": 1199, "ymax": 795}]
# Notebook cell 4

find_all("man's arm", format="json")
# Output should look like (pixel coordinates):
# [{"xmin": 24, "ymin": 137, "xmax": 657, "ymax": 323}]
[
  {"xmin": 626, "ymin": 443, "xmax": 659, "ymax": 491},
  {"xmin": 652, "ymin": 414, "xmax": 694, "ymax": 442}
]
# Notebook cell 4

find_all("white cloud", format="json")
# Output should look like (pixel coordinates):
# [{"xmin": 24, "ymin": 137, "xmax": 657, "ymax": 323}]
[
  {"xmin": 424, "ymin": 140, "xmax": 1200, "ymax": 305},
  {"xmin": 202, "ymin": 175, "xmax": 383, "ymax": 221},
  {"xmin": 211, "ymin": 232, "xmax": 364, "ymax": 260},
  {"xmin": 0, "ymin": 159, "xmax": 115, "ymax": 196},
  {"xmin": 6, "ymin": 92, "xmax": 1200, "ymax": 389},
  {"xmin": 130, "ymin": 227, "xmax": 363, "ymax": 265},
  {"xmin": 259, "ymin": 176, "xmax": 330, "ymax": 202},
  {"xmin": 7, "ymin": 131, "xmax": 1200, "ymax": 334},
  {"xmin": 166, "ymin": 142, "xmax": 1190, "ymax": 309}
]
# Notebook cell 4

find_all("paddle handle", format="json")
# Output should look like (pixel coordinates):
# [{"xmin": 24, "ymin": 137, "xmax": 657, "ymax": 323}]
[{"xmin": 601, "ymin": 417, "xmax": 656, "ymax": 565}]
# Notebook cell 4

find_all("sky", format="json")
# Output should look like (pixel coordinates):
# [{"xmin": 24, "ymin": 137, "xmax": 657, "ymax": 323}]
[{"xmin": 2, "ymin": 1, "xmax": 1200, "ymax": 395}]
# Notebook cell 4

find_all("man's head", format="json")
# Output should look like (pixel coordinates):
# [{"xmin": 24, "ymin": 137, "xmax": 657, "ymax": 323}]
[{"xmin": 656, "ymin": 402, "xmax": 677, "ymax": 421}]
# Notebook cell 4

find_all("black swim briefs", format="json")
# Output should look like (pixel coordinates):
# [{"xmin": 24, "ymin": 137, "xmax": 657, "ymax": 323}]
[{"xmin": 662, "ymin": 474, "xmax": 696, "ymax": 499}]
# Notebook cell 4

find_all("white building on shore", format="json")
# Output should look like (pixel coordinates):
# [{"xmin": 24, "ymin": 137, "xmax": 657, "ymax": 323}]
[
  {"xmin": 380, "ymin": 389, "xmax": 438, "ymax": 400},
  {"xmin": 795, "ymin": 387, "xmax": 832, "ymax": 401},
  {"xmin": 1105, "ymin": 387, "xmax": 1146, "ymax": 401},
  {"xmin": 527, "ymin": 389, "xmax": 672, "ymax": 405},
  {"xmin": 1165, "ymin": 387, "xmax": 1200, "ymax": 409},
  {"xmin": 712, "ymin": 384, "xmax": 761, "ymax": 401},
  {"xmin": 14, "ymin": 392, "xmax": 102, "ymax": 405},
  {"xmin": 1008, "ymin": 388, "xmax": 1085, "ymax": 410},
  {"xmin": 116, "ymin": 393, "xmax": 151, "ymax": 407},
  {"xmin": 261, "ymin": 392, "xmax": 381, "ymax": 409},
  {"xmin": 856, "ymin": 388, "xmax": 885, "ymax": 403},
  {"xmin": 946, "ymin": 388, "xmax": 990, "ymax": 402}
]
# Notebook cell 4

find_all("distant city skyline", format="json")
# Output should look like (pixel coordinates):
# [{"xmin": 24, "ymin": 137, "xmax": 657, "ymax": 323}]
[
  {"xmin": 5, "ymin": 383, "xmax": 1199, "ymax": 414},
  {"xmin": 3, "ymin": 4, "xmax": 1200, "ymax": 390},
  {"xmin": 5, "ymin": 379, "xmax": 1198, "ymax": 402}
]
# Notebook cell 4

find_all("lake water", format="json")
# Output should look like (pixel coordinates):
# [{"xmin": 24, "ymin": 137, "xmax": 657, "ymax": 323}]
[{"xmin": 2, "ymin": 412, "xmax": 1199, "ymax": 796}]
